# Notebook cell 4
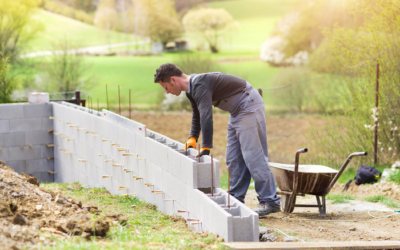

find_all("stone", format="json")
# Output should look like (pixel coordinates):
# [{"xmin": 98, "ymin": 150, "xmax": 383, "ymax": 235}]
[
  {"xmin": 259, "ymin": 226, "xmax": 273, "ymax": 237},
  {"xmin": 283, "ymin": 236, "xmax": 296, "ymax": 242},
  {"xmin": 12, "ymin": 213, "xmax": 28, "ymax": 225},
  {"xmin": 261, "ymin": 233, "xmax": 277, "ymax": 242},
  {"xmin": 349, "ymin": 227, "xmax": 356, "ymax": 231}
]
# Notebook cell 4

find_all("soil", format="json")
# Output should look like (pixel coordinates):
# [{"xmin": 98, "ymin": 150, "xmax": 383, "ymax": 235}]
[{"xmin": 0, "ymin": 164, "xmax": 126, "ymax": 250}]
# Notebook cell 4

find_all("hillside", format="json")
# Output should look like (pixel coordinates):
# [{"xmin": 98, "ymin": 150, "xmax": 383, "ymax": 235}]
[{"xmin": 27, "ymin": 10, "xmax": 137, "ymax": 52}]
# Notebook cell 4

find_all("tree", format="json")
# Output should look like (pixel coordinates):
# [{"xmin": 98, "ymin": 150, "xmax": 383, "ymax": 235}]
[
  {"xmin": 182, "ymin": 8, "xmax": 236, "ymax": 53},
  {"xmin": 93, "ymin": 0, "xmax": 119, "ymax": 47},
  {"xmin": 43, "ymin": 39, "xmax": 93, "ymax": 97},
  {"xmin": 130, "ymin": 0, "xmax": 181, "ymax": 48},
  {"xmin": 0, "ymin": 0, "xmax": 42, "ymax": 61},
  {"xmin": 0, "ymin": 47, "xmax": 18, "ymax": 103}
]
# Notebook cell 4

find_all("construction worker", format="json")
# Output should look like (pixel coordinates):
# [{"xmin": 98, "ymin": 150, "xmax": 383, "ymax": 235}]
[{"xmin": 154, "ymin": 63, "xmax": 281, "ymax": 216}]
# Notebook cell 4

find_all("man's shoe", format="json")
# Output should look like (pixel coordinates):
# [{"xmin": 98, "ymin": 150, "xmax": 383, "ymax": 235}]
[{"xmin": 252, "ymin": 202, "xmax": 281, "ymax": 216}]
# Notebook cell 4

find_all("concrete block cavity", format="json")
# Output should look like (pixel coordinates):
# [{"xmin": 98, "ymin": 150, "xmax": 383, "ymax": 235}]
[
  {"xmin": 0, "ymin": 104, "xmax": 24, "ymax": 119},
  {"xmin": 0, "ymin": 120, "xmax": 10, "ymax": 134}
]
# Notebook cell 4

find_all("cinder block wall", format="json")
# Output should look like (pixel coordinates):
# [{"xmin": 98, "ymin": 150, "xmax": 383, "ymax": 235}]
[
  {"xmin": 0, "ymin": 103, "xmax": 54, "ymax": 182},
  {"xmin": 0, "ymin": 101, "xmax": 258, "ymax": 242}
]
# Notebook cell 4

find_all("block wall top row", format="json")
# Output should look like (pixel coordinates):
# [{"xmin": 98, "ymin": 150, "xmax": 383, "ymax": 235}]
[{"xmin": 0, "ymin": 103, "xmax": 53, "ymax": 119}]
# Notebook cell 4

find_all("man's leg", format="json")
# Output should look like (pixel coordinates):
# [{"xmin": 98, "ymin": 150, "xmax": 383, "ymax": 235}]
[
  {"xmin": 226, "ymin": 120, "xmax": 252, "ymax": 204},
  {"xmin": 234, "ymin": 107, "xmax": 281, "ymax": 209}
]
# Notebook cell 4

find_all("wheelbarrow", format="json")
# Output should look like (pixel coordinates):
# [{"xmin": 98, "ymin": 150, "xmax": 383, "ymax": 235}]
[{"xmin": 270, "ymin": 148, "xmax": 367, "ymax": 217}]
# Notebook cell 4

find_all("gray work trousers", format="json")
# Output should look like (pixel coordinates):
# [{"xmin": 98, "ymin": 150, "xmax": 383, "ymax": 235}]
[{"xmin": 225, "ymin": 84, "xmax": 281, "ymax": 207}]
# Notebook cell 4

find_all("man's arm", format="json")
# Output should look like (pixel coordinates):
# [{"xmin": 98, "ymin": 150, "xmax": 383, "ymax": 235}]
[
  {"xmin": 187, "ymin": 93, "xmax": 201, "ymax": 141},
  {"xmin": 195, "ymin": 87, "xmax": 213, "ymax": 148}
]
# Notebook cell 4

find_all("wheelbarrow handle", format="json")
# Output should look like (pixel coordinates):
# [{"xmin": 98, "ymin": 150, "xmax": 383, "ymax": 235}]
[{"xmin": 323, "ymin": 151, "xmax": 368, "ymax": 196}]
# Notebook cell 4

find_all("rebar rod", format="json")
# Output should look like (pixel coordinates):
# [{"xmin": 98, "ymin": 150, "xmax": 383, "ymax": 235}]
[
  {"xmin": 228, "ymin": 166, "xmax": 230, "ymax": 209},
  {"xmin": 374, "ymin": 61, "xmax": 379, "ymax": 166},
  {"xmin": 211, "ymin": 155, "xmax": 214, "ymax": 197},
  {"xmin": 129, "ymin": 89, "xmax": 131, "ymax": 119},
  {"xmin": 106, "ymin": 84, "xmax": 109, "ymax": 110},
  {"xmin": 118, "ymin": 85, "xmax": 121, "ymax": 115}
]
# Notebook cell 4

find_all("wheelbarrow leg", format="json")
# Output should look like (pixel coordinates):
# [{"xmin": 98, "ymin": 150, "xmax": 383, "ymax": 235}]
[{"xmin": 316, "ymin": 196, "xmax": 326, "ymax": 218}]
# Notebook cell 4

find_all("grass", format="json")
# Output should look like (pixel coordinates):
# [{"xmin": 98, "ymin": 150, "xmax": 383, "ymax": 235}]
[
  {"xmin": 40, "ymin": 182, "xmax": 224, "ymax": 249},
  {"xmin": 362, "ymin": 195, "xmax": 400, "ymax": 209},
  {"xmin": 326, "ymin": 194, "xmax": 356, "ymax": 204},
  {"xmin": 27, "ymin": 10, "xmax": 138, "ymax": 53},
  {"xmin": 388, "ymin": 169, "xmax": 400, "ymax": 184}
]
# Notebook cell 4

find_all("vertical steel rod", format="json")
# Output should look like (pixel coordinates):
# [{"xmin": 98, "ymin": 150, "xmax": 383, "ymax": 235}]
[
  {"xmin": 228, "ymin": 166, "xmax": 230, "ymax": 209},
  {"xmin": 118, "ymin": 85, "xmax": 121, "ymax": 115},
  {"xmin": 185, "ymin": 143, "xmax": 188, "ymax": 156},
  {"xmin": 106, "ymin": 84, "xmax": 109, "ymax": 110},
  {"xmin": 374, "ymin": 61, "xmax": 380, "ymax": 166},
  {"xmin": 211, "ymin": 155, "xmax": 214, "ymax": 197},
  {"xmin": 129, "ymin": 89, "xmax": 131, "ymax": 119},
  {"xmin": 97, "ymin": 98, "xmax": 99, "ymax": 114},
  {"xmin": 198, "ymin": 144, "xmax": 201, "ymax": 163},
  {"xmin": 91, "ymin": 96, "xmax": 93, "ymax": 113}
]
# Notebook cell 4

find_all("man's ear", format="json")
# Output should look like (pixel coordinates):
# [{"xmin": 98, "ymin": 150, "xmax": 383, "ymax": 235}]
[{"xmin": 170, "ymin": 76, "xmax": 175, "ymax": 85}]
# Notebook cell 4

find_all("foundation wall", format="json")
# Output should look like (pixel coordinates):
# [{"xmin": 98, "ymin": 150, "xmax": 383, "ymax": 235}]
[
  {"xmin": 0, "ymin": 103, "xmax": 54, "ymax": 182},
  {"xmin": 0, "ymin": 101, "xmax": 258, "ymax": 242}
]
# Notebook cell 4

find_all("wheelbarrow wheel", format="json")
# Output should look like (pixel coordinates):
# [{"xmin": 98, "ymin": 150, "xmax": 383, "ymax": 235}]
[{"xmin": 280, "ymin": 194, "xmax": 296, "ymax": 213}]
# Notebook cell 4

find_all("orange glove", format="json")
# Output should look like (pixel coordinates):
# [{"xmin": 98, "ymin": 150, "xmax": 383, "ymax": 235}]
[
  {"xmin": 184, "ymin": 137, "xmax": 196, "ymax": 150},
  {"xmin": 197, "ymin": 147, "xmax": 210, "ymax": 157}
]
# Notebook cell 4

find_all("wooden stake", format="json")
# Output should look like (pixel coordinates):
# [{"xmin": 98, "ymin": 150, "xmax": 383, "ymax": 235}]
[
  {"xmin": 78, "ymin": 159, "xmax": 86, "ymax": 162},
  {"xmin": 48, "ymin": 171, "xmax": 56, "ymax": 174},
  {"xmin": 69, "ymin": 125, "xmax": 78, "ymax": 127},
  {"xmin": 117, "ymin": 147, "xmax": 127, "ymax": 151},
  {"xmin": 112, "ymin": 164, "xmax": 123, "ymax": 167},
  {"xmin": 47, "ymin": 129, "xmax": 54, "ymax": 133},
  {"xmin": 67, "ymin": 138, "xmax": 74, "ymax": 141},
  {"xmin": 111, "ymin": 143, "xmax": 119, "ymax": 146},
  {"xmin": 102, "ymin": 139, "xmax": 110, "ymax": 142},
  {"xmin": 59, "ymin": 149, "xmax": 65, "ymax": 151},
  {"xmin": 49, "ymin": 116, "xmax": 54, "ymax": 119},
  {"xmin": 77, "ymin": 128, "xmax": 85, "ymax": 131},
  {"xmin": 92, "ymin": 134, "xmax": 100, "ymax": 137},
  {"xmin": 29, "ymin": 145, "xmax": 32, "ymax": 147},
  {"xmin": 123, "ymin": 153, "xmax": 137, "ymax": 156},
  {"xmin": 105, "ymin": 159, "xmax": 114, "ymax": 162},
  {"xmin": 98, "ymin": 154, "xmax": 105, "ymax": 156},
  {"xmin": 102, "ymin": 175, "xmax": 112, "ymax": 178},
  {"xmin": 177, "ymin": 210, "xmax": 188, "ymax": 213},
  {"xmin": 60, "ymin": 135, "xmax": 67, "ymax": 138},
  {"xmin": 47, "ymin": 157, "xmax": 54, "ymax": 160},
  {"xmin": 20, "ymin": 145, "xmax": 23, "ymax": 149},
  {"xmin": 124, "ymin": 169, "xmax": 133, "ymax": 173},
  {"xmin": 153, "ymin": 191, "xmax": 164, "ymax": 194},
  {"xmin": 64, "ymin": 152, "xmax": 72, "ymax": 154},
  {"xmin": 135, "ymin": 177, "xmax": 143, "ymax": 180},
  {"xmin": 118, "ymin": 186, "xmax": 128, "ymax": 190},
  {"xmin": 46, "ymin": 144, "xmax": 54, "ymax": 148},
  {"xmin": 191, "ymin": 222, "xmax": 202, "ymax": 225},
  {"xmin": 53, "ymin": 132, "xmax": 60, "ymax": 135}
]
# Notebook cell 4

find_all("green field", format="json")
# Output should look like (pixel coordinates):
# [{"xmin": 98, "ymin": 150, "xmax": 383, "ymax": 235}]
[
  {"xmin": 27, "ymin": 10, "xmax": 138, "ymax": 52},
  {"xmin": 85, "ymin": 54, "xmax": 280, "ymax": 106}
]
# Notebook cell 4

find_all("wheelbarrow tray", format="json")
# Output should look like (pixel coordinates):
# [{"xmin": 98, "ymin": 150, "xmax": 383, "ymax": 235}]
[{"xmin": 270, "ymin": 163, "xmax": 338, "ymax": 196}]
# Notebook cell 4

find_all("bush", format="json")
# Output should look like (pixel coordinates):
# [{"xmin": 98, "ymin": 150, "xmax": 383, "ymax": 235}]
[
  {"xmin": 0, "ymin": 48, "xmax": 18, "ymax": 103},
  {"xmin": 44, "ymin": 1, "xmax": 94, "ymax": 25}
]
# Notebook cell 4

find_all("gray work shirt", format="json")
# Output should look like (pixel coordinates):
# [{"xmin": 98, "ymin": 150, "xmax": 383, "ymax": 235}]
[{"xmin": 186, "ymin": 72, "xmax": 247, "ymax": 148}]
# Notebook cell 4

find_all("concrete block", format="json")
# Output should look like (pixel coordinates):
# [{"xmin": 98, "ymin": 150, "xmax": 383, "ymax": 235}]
[
  {"xmin": 0, "ymin": 104, "xmax": 24, "ymax": 119},
  {"xmin": 41, "ymin": 172, "xmax": 54, "ymax": 183},
  {"xmin": 23, "ymin": 103, "xmax": 52, "ymax": 118},
  {"xmin": 168, "ymin": 149, "xmax": 182, "ymax": 176},
  {"xmin": 41, "ymin": 117, "xmax": 53, "ymax": 131},
  {"xmin": 180, "ymin": 156, "xmax": 197, "ymax": 188},
  {"xmin": 0, "ymin": 119, "xmax": 10, "ymax": 134},
  {"xmin": 0, "ymin": 147, "xmax": 9, "ymax": 161},
  {"xmin": 26, "ymin": 158, "xmax": 54, "ymax": 172},
  {"xmin": 25, "ymin": 131, "xmax": 53, "ymax": 145},
  {"xmin": 10, "ymin": 118, "xmax": 42, "ymax": 132},
  {"xmin": 9, "ymin": 146, "xmax": 41, "ymax": 161},
  {"xmin": 41, "ymin": 145, "xmax": 54, "ymax": 159},
  {"xmin": 0, "ymin": 133, "xmax": 25, "ymax": 147},
  {"xmin": 7, "ymin": 160, "xmax": 26, "ymax": 174}
]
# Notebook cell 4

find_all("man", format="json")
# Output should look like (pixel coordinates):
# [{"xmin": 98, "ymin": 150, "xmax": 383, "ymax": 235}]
[{"xmin": 154, "ymin": 63, "xmax": 281, "ymax": 216}]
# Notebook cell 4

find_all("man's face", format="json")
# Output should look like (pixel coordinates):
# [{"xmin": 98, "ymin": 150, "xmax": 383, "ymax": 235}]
[{"xmin": 159, "ymin": 78, "xmax": 180, "ymax": 96}]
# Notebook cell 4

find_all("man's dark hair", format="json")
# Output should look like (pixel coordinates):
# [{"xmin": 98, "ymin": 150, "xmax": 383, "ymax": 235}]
[{"xmin": 154, "ymin": 63, "xmax": 183, "ymax": 83}]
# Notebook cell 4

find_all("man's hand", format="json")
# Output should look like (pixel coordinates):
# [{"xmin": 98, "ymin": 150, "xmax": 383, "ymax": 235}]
[
  {"xmin": 184, "ymin": 137, "xmax": 196, "ymax": 150},
  {"xmin": 197, "ymin": 147, "xmax": 210, "ymax": 158}
]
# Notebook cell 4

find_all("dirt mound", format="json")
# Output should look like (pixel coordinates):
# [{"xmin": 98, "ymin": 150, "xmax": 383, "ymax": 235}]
[
  {"xmin": 0, "ymin": 163, "xmax": 119, "ymax": 250},
  {"xmin": 331, "ymin": 181, "xmax": 400, "ymax": 203}
]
